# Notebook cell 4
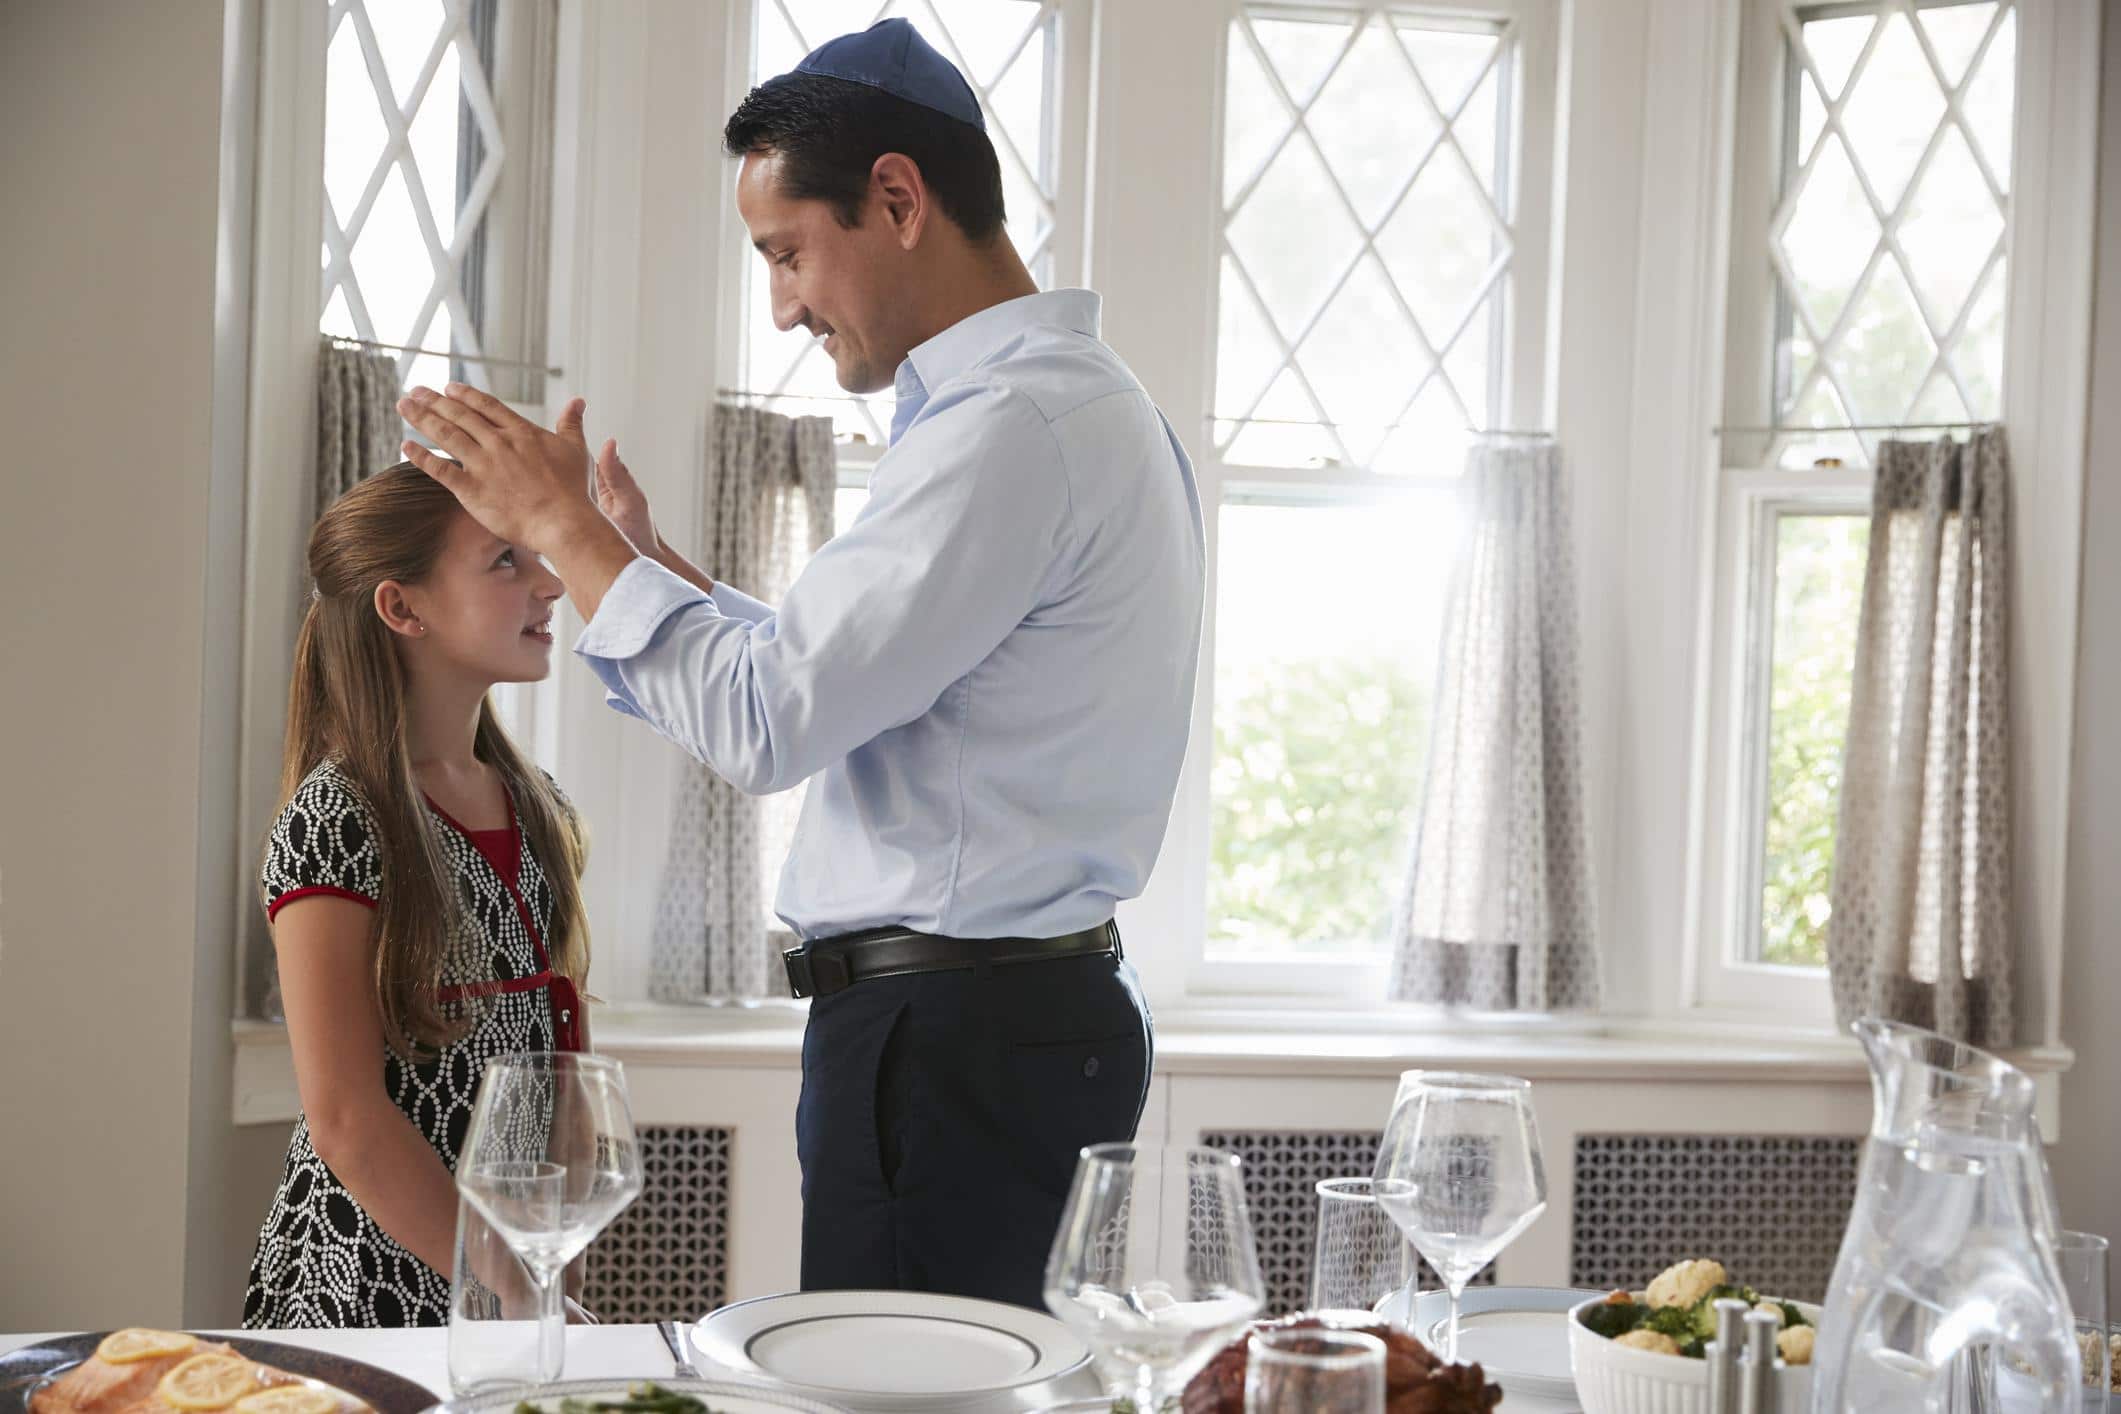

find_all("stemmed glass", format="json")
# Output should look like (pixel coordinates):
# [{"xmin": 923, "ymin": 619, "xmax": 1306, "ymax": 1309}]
[
  {"xmin": 1044, "ymin": 1144, "xmax": 1268, "ymax": 1412},
  {"xmin": 1371, "ymin": 1071, "xmax": 1546, "ymax": 1361},
  {"xmin": 456, "ymin": 1051, "xmax": 644, "ymax": 1380}
]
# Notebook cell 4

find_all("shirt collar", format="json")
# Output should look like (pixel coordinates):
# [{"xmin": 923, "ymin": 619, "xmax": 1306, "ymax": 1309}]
[{"xmin": 889, "ymin": 289, "xmax": 1102, "ymax": 443}]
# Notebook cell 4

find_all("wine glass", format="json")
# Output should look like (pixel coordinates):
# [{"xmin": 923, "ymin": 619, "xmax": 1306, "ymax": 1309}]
[
  {"xmin": 1371, "ymin": 1071, "xmax": 1546, "ymax": 1361},
  {"xmin": 1044, "ymin": 1144, "xmax": 1268, "ymax": 1412},
  {"xmin": 456, "ymin": 1051, "xmax": 644, "ymax": 1377}
]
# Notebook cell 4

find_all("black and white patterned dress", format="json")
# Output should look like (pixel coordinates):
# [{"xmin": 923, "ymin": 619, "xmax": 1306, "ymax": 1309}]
[{"xmin": 243, "ymin": 759, "xmax": 581, "ymax": 1329}]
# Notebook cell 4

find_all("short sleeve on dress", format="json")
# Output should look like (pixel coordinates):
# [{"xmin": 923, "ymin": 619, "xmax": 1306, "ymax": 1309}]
[{"xmin": 262, "ymin": 763, "xmax": 384, "ymax": 921}]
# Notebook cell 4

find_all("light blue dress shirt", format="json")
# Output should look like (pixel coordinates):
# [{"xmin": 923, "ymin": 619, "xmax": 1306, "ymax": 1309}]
[{"xmin": 575, "ymin": 290, "xmax": 1206, "ymax": 942}]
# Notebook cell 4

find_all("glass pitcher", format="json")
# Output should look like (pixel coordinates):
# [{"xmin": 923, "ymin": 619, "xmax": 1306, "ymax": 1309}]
[{"xmin": 1812, "ymin": 1019, "xmax": 2079, "ymax": 1414}]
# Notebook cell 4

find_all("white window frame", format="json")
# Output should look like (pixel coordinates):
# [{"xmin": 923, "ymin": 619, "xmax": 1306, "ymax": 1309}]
[
  {"xmin": 1684, "ymin": 0, "xmax": 2099, "ymax": 1035},
  {"xmin": 1165, "ymin": 0, "xmax": 1561, "ymax": 1005}
]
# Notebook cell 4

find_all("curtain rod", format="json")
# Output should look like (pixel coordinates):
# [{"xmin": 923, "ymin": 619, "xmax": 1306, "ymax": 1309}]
[
  {"xmin": 331, "ymin": 335, "xmax": 562, "ymax": 378},
  {"xmin": 718, "ymin": 387, "xmax": 879, "ymax": 405},
  {"xmin": 1215, "ymin": 413, "xmax": 1552, "ymax": 437},
  {"xmin": 1714, "ymin": 420, "xmax": 1997, "ymax": 435}
]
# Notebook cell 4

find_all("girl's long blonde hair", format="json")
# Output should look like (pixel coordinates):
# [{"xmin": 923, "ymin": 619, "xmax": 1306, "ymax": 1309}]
[{"xmin": 275, "ymin": 463, "xmax": 590, "ymax": 1057}]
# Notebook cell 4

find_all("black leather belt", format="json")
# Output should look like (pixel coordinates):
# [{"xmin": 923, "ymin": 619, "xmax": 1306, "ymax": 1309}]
[{"xmin": 783, "ymin": 921, "xmax": 1122, "ymax": 999}]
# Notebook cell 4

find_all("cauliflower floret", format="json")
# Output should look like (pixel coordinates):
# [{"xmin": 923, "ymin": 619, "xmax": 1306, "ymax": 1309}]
[
  {"xmin": 1752, "ymin": 1301, "xmax": 1786, "ymax": 1327},
  {"xmin": 1617, "ymin": 1329, "xmax": 1685, "ymax": 1356},
  {"xmin": 1778, "ymin": 1325, "xmax": 1816, "ymax": 1366},
  {"xmin": 1646, "ymin": 1259, "xmax": 1728, "ymax": 1310}
]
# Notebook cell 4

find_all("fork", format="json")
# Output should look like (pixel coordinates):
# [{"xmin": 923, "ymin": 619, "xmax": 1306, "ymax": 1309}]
[{"xmin": 656, "ymin": 1320, "xmax": 702, "ymax": 1379}]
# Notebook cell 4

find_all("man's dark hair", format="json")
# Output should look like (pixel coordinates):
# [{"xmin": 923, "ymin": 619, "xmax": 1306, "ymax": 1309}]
[{"xmin": 723, "ymin": 73, "xmax": 1007, "ymax": 242}]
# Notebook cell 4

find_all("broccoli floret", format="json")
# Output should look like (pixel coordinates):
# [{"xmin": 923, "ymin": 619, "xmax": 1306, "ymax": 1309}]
[
  {"xmin": 1646, "ymin": 1306, "xmax": 1699, "ymax": 1341},
  {"xmin": 1680, "ymin": 1338, "xmax": 1709, "ymax": 1359},
  {"xmin": 1780, "ymin": 1303, "xmax": 1808, "ymax": 1329},
  {"xmin": 1582, "ymin": 1302, "xmax": 1651, "ymax": 1340}
]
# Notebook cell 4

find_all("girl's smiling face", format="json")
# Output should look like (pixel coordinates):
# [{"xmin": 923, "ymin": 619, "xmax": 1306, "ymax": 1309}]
[{"xmin": 382, "ymin": 509, "xmax": 564, "ymax": 683}]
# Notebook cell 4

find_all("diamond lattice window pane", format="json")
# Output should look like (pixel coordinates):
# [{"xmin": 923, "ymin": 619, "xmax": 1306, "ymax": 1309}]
[
  {"xmin": 323, "ymin": 17, "xmax": 387, "ymax": 227},
  {"xmin": 1962, "ymin": 8, "xmax": 2015, "ymax": 184},
  {"xmin": 319, "ymin": 0, "xmax": 518, "ymax": 386},
  {"xmin": 1296, "ymin": 256, "xmax": 1428, "ymax": 462},
  {"xmin": 1917, "ymin": 2, "xmax": 1998, "ymax": 91},
  {"xmin": 1224, "ymin": 24, "xmax": 1289, "ymax": 198},
  {"xmin": 1215, "ymin": 257, "xmax": 1283, "ymax": 425},
  {"xmin": 1215, "ymin": 7, "xmax": 1516, "ymax": 471},
  {"xmin": 1306, "ymin": 19, "xmax": 1440, "ymax": 229},
  {"xmin": 1802, "ymin": 12, "xmax": 1874, "ymax": 100},
  {"xmin": 1396, "ymin": 23, "xmax": 1498, "ymax": 116},
  {"xmin": 1452, "ymin": 60, "xmax": 1503, "ymax": 196},
  {"xmin": 348, "ymin": 165, "xmax": 435, "ymax": 348},
  {"xmin": 1827, "ymin": 257, "xmax": 1933, "ymax": 425},
  {"xmin": 1227, "ymin": 137, "xmax": 1364, "ymax": 337},
  {"xmin": 367, "ymin": 0, "xmax": 446, "ymax": 109},
  {"xmin": 1767, "ymin": 0, "xmax": 2016, "ymax": 463},
  {"xmin": 406, "ymin": 38, "xmax": 463, "ymax": 249},
  {"xmin": 1779, "ymin": 135, "xmax": 1880, "ymax": 337},
  {"xmin": 1375, "ymin": 145, "xmax": 1502, "ymax": 347},
  {"xmin": 1838, "ymin": 12, "xmax": 1943, "ymax": 213},
  {"xmin": 1249, "ymin": 14, "xmax": 1352, "ymax": 108},
  {"xmin": 1899, "ymin": 125, "xmax": 2002, "ymax": 329}
]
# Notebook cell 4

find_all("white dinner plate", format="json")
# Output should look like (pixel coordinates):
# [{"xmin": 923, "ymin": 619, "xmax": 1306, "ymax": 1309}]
[
  {"xmin": 1375, "ymin": 1285, "xmax": 1606, "ymax": 1400},
  {"xmin": 689, "ymin": 1290, "xmax": 1094, "ymax": 1412},
  {"xmin": 435, "ymin": 1375, "xmax": 851, "ymax": 1414}
]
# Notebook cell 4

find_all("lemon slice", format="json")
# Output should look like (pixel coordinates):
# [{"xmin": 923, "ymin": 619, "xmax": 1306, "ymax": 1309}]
[
  {"xmin": 234, "ymin": 1386, "xmax": 341, "ymax": 1414},
  {"xmin": 159, "ymin": 1353, "xmax": 259, "ymax": 1411},
  {"xmin": 96, "ymin": 1328, "xmax": 197, "ymax": 1364}
]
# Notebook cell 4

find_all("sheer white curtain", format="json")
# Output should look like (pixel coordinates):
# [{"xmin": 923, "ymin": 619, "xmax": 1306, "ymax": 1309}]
[
  {"xmin": 1826, "ymin": 429, "xmax": 2014, "ymax": 1045},
  {"xmin": 1385, "ymin": 437, "xmax": 1599, "ymax": 1012},
  {"xmin": 647, "ymin": 405, "xmax": 836, "ymax": 1002}
]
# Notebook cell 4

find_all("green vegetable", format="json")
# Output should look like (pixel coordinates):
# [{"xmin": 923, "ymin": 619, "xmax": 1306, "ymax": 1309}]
[
  {"xmin": 517, "ymin": 1384, "xmax": 718, "ymax": 1414},
  {"xmin": 1781, "ymin": 1303, "xmax": 1809, "ymax": 1329},
  {"xmin": 1580, "ymin": 1302, "xmax": 1650, "ymax": 1340},
  {"xmin": 1646, "ymin": 1306, "xmax": 1699, "ymax": 1341}
]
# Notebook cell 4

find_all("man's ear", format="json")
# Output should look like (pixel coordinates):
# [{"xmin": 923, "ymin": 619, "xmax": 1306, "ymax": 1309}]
[
  {"xmin": 374, "ymin": 580, "xmax": 426, "ymax": 639},
  {"xmin": 871, "ymin": 152, "xmax": 929, "ymax": 250}
]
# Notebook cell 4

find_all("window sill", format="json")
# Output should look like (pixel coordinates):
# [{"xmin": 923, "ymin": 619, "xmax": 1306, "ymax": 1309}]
[{"xmin": 232, "ymin": 1008, "xmax": 2074, "ymax": 1125}]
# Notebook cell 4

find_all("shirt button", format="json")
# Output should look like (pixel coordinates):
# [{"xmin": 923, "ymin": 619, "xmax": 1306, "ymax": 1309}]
[{"xmin": 1082, "ymin": 1056, "xmax": 1101, "ymax": 1079}]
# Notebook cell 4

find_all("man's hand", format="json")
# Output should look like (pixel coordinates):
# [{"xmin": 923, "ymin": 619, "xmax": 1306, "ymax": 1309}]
[
  {"xmin": 397, "ymin": 384, "xmax": 643, "ymax": 621},
  {"xmin": 593, "ymin": 437, "xmax": 661, "ymax": 557},
  {"xmin": 396, "ymin": 384, "xmax": 602, "ymax": 552}
]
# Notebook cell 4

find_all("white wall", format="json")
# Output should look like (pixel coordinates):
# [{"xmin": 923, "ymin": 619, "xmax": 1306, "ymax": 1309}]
[
  {"xmin": 0, "ymin": 0, "xmax": 281, "ymax": 1329},
  {"xmin": 2052, "ymin": 0, "xmax": 2121, "ymax": 1312}
]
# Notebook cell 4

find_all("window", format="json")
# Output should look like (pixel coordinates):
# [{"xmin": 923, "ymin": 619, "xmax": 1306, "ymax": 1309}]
[
  {"xmin": 1712, "ymin": 0, "xmax": 2016, "ymax": 984},
  {"xmin": 739, "ymin": 0, "xmax": 1067, "ymax": 445},
  {"xmin": 1196, "ymin": 2, "xmax": 1555, "ymax": 978},
  {"xmin": 319, "ymin": 0, "xmax": 555, "ymax": 398}
]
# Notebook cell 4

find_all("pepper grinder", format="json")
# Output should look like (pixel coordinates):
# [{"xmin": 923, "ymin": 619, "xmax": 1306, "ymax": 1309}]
[
  {"xmin": 1708, "ymin": 1298, "xmax": 1750, "ymax": 1414},
  {"xmin": 1739, "ymin": 1308, "xmax": 1783, "ymax": 1414}
]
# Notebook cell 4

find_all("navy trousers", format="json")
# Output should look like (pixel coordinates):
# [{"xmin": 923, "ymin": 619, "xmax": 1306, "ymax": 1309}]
[{"xmin": 794, "ymin": 948, "xmax": 1154, "ymax": 1310}]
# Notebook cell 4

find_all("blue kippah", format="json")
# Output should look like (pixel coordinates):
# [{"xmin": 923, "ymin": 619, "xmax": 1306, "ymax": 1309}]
[{"xmin": 787, "ymin": 18, "xmax": 984, "ymax": 132}]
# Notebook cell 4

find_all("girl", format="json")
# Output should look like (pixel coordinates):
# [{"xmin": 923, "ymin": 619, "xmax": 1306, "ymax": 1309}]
[{"xmin": 244, "ymin": 460, "xmax": 590, "ymax": 1328}]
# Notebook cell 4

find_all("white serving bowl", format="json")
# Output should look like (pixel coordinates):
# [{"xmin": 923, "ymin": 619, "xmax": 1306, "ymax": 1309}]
[{"xmin": 1566, "ymin": 1295, "xmax": 1820, "ymax": 1414}]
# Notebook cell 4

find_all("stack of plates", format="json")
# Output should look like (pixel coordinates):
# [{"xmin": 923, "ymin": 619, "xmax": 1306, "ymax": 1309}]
[{"xmin": 687, "ymin": 1290, "xmax": 1098, "ymax": 1412}]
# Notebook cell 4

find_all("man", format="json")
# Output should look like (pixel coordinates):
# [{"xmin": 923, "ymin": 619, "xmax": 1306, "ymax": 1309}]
[{"xmin": 395, "ymin": 19, "xmax": 1204, "ymax": 1309}]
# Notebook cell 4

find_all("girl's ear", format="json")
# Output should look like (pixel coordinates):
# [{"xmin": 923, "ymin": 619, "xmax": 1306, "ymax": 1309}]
[{"xmin": 374, "ymin": 580, "xmax": 427, "ymax": 639}]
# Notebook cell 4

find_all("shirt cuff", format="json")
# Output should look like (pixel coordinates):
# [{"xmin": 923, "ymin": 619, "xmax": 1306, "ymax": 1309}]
[{"xmin": 574, "ymin": 556, "xmax": 716, "ymax": 660}]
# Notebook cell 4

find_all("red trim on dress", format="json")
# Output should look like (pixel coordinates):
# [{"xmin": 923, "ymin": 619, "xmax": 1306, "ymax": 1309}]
[
  {"xmin": 423, "ymin": 788, "xmax": 581, "ymax": 1052},
  {"xmin": 267, "ymin": 885, "xmax": 379, "ymax": 921}
]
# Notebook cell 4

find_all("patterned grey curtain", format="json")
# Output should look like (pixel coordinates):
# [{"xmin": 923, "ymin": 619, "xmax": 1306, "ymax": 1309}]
[
  {"xmin": 1385, "ymin": 436, "xmax": 1599, "ymax": 1012},
  {"xmin": 1826, "ymin": 429, "xmax": 2013, "ymax": 1045},
  {"xmin": 648, "ymin": 405, "xmax": 836, "ymax": 1002},
  {"xmin": 316, "ymin": 337, "xmax": 405, "ymax": 510}
]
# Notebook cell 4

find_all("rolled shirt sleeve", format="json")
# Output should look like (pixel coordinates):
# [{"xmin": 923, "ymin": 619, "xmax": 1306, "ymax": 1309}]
[{"xmin": 573, "ymin": 381, "xmax": 1073, "ymax": 796}]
